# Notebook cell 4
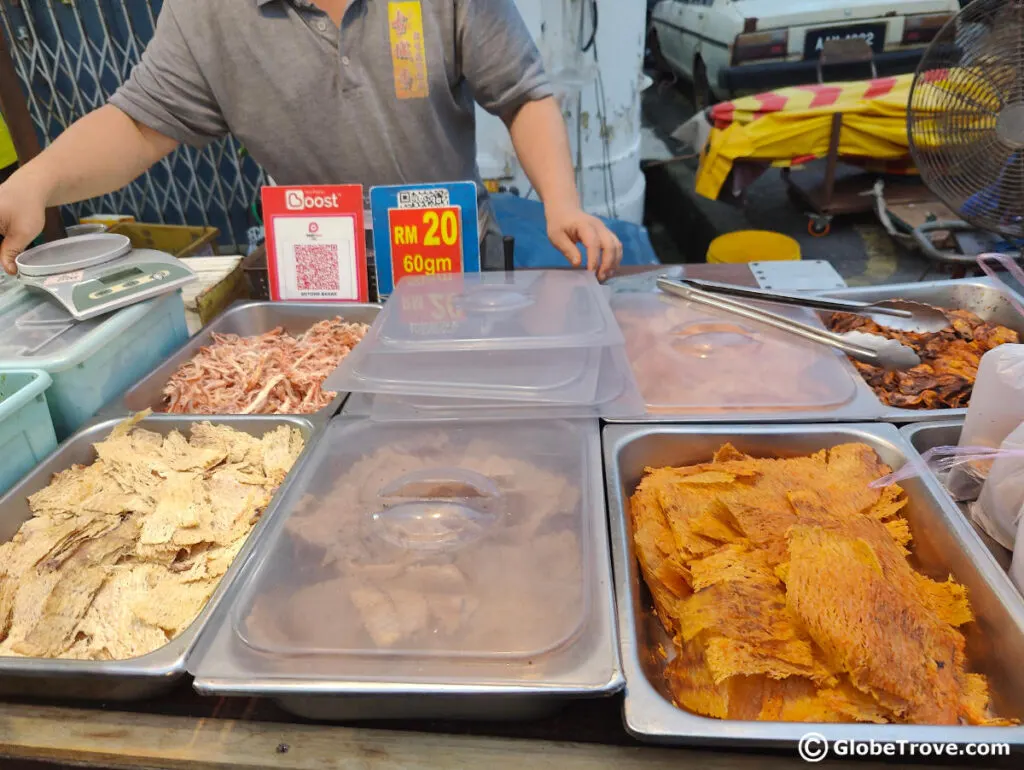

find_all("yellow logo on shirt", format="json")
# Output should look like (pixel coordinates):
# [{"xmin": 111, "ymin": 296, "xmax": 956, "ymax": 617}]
[{"xmin": 388, "ymin": 1, "xmax": 429, "ymax": 100}]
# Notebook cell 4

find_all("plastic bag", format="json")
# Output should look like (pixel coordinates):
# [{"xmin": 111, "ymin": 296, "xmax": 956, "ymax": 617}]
[
  {"xmin": 872, "ymin": 432, "xmax": 1024, "ymax": 554},
  {"xmin": 958, "ymin": 343, "xmax": 1024, "ymax": 454},
  {"xmin": 945, "ymin": 254, "xmax": 1024, "ymax": 497},
  {"xmin": 1011, "ymin": 513, "xmax": 1024, "ymax": 595},
  {"xmin": 870, "ymin": 444, "xmax": 1024, "ymax": 496},
  {"xmin": 975, "ymin": 422, "xmax": 1024, "ymax": 551}
]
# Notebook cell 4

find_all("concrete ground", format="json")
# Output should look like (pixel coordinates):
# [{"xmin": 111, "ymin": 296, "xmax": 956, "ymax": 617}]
[{"xmin": 639, "ymin": 75, "xmax": 951, "ymax": 286}]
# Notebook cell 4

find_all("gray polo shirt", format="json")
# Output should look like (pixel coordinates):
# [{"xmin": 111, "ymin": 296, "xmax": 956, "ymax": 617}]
[{"xmin": 109, "ymin": 0, "xmax": 553, "ymax": 245}]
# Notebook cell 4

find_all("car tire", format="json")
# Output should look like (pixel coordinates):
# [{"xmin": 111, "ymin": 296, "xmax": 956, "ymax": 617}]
[
  {"xmin": 693, "ymin": 58, "xmax": 715, "ymax": 112},
  {"xmin": 647, "ymin": 28, "xmax": 670, "ymax": 73}
]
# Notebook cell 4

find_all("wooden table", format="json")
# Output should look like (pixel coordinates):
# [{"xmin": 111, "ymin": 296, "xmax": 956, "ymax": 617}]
[{"xmin": 0, "ymin": 692, "xmax": 988, "ymax": 769}]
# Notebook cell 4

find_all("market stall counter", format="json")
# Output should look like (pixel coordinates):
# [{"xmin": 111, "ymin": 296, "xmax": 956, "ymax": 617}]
[{"xmin": 1, "ymin": 264, "xmax": 1023, "ymax": 768}]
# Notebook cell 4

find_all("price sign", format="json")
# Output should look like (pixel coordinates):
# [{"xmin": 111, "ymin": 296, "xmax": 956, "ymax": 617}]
[
  {"xmin": 263, "ymin": 184, "xmax": 368, "ymax": 303},
  {"xmin": 388, "ymin": 205, "xmax": 463, "ymax": 284},
  {"xmin": 370, "ymin": 182, "xmax": 479, "ymax": 298}
]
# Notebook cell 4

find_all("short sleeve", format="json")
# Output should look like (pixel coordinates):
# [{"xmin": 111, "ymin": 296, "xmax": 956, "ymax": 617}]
[
  {"xmin": 108, "ymin": 1, "xmax": 228, "ymax": 148},
  {"xmin": 456, "ymin": 0, "xmax": 554, "ymax": 118}
]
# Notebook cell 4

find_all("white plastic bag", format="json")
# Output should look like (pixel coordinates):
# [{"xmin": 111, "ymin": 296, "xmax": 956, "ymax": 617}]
[
  {"xmin": 949, "ymin": 344, "xmax": 1024, "ymax": 499},
  {"xmin": 1011, "ymin": 511, "xmax": 1024, "ymax": 594},
  {"xmin": 871, "ymin": 438, "xmax": 1024, "ymax": 553},
  {"xmin": 973, "ymin": 422, "xmax": 1024, "ymax": 550},
  {"xmin": 960, "ymin": 343, "xmax": 1024, "ymax": 453}
]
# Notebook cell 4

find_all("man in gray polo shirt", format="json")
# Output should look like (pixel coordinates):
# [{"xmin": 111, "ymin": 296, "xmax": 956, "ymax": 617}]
[{"xmin": 0, "ymin": 0, "xmax": 622, "ymax": 278}]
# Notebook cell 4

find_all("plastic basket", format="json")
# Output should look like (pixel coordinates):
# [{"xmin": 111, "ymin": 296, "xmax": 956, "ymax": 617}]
[
  {"xmin": 108, "ymin": 222, "xmax": 220, "ymax": 259},
  {"xmin": 0, "ymin": 292, "xmax": 190, "ymax": 439},
  {"xmin": 0, "ymin": 369, "xmax": 57, "ymax": 496}
]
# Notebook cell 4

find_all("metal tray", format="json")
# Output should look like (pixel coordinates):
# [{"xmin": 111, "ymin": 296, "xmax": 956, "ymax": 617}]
[
  {"xmin": 110, "ymin": 301, "xmax": 381, "ymax": 422},
  {"xmin": 901, "ymin": 419, "xmax": 1013, "ymax": 571},
  {"xmin": 0, "ymin": 414, "xmax": 317, "ymax": 701},
  {"xmin": 827, "ymin": 278, "xmax": 1024, "ymax": 423},
  {"xmin": 191, "ymin": 418, "xmax": 624, "ymax": 721},
  {"xmin": 604, "ymin": 422, "xmax": 1024, "ymax": 746},
  {"xmin": 606, "ymin": 277, "xmax": 1024, "ymax": 425}
]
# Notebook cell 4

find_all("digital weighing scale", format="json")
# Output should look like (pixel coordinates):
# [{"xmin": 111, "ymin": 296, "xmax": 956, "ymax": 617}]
[{"xmin": 15, "ymin": 233, "xmax": 196, "ymax": 321}]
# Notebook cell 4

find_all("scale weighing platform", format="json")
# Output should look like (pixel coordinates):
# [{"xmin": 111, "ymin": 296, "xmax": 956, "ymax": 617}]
[{"xmin": 15, "ymin": 233, "xmax": 196, "ymax": 321}]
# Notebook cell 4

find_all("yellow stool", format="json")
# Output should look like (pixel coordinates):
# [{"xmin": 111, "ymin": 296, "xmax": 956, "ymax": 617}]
[{"xmin": 706, "ymin": 230, "xmax": 801, "ymax": 264}]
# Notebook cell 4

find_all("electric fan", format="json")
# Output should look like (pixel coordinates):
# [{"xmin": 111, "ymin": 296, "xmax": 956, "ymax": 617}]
[{"xmin": 908, "ymin": 0, "xmax": 1024, "ymax": 243}]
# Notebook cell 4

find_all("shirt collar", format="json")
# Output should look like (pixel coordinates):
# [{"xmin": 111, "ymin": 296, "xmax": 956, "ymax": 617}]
[
  {"xmin": 255, "ymin": 0, "xmax": 315, "ymax": 7},
  {"xmin": 255, "ymin": 0, "xmax": 365, "ymax": 6}
]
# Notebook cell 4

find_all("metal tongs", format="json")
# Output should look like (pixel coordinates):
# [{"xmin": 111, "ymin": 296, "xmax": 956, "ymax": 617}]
[
  {"xmin": 656, "ymin": 277, "xmax": 922, "ymax": 371},
  {"xmin": 678, "ymin": 278, "xmax": 949, "ymax": 334}
]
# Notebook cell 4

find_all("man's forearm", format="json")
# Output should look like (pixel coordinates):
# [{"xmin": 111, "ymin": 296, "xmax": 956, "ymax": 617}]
[
  {"xmin": 507, "ymin": 97, "xmax": 579, "ymax": 212},
  {"xmin": 10, "ymin": 105, "xmax": 178, "ymax": 206}
]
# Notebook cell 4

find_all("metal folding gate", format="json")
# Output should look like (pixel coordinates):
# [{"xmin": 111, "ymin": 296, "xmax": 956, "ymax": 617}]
[{"xmin": 0, "ymin": 0, "xmax": 263, "ymax": 247}]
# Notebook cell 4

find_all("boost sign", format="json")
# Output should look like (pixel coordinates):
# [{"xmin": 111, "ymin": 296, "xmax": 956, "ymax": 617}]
[
  {"xmin": 262, "ymin": 184, "xmax": 368, "ymax": 302},
  {"xmin": 370, "ymin": 182, "xmax": 479, "ymax": 297}
]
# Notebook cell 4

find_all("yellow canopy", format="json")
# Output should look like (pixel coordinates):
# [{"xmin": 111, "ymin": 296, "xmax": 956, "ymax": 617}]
[{"xmin": 694, "ymin": 70, "xmax": 996, "ymax": 201}]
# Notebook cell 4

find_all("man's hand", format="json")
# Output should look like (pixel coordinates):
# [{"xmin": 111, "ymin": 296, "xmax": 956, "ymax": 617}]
[
  {"xmin": 0, "ymin": 105, "xmax": 180, "ymax": 276},
  {"xmin": 546, "ymin": 204, "xmax": 623, "ymax": 281},
  {"xmin": 0, "ymin": 178, "xmax": 47, "ymax": 275}
]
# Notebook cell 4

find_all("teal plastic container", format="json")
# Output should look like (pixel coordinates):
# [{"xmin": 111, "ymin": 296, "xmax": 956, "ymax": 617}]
[
  {"xmin": 0, "ymin": 369, "xmax": 57, "ymax": 497},
  {"xmin": 0, "ymin": 286, "xmax": 189, "ymax": 439}
]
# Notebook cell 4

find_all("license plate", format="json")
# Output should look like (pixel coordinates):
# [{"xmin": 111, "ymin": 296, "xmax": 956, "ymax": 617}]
[{"xmin": 804, "ymin": 23, "xmax": 885, "ymax": 59}]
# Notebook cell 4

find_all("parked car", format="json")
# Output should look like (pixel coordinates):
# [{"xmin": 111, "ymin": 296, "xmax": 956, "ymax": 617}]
[{"xmin": 648, "ymin": 0, "xmax": 959, "ymax": 108}]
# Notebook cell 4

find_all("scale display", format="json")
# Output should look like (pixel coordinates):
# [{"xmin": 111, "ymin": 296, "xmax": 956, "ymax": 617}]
[{"xmin": 15, "ymin": 234, "xmax": 196, "ymax": 321}]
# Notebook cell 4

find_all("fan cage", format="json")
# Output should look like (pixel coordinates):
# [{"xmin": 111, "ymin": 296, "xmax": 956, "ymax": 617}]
[{"xmin": 909, "ymin": 0, "xmax": 1024, "ymax": 239}]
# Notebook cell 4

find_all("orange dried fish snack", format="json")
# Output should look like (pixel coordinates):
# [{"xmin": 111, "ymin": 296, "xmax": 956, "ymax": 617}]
[
  {"xmin": 629, "ymin": 443, "xmax": 1013, "ymax": 726},
  {"xmin": 828, "ymin": 308, "xmax": 1019, "ymax": 410}
]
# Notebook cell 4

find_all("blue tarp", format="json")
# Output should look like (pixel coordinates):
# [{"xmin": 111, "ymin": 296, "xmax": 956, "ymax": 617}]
[{"xmin": 491, "ymin": 194, "xmax": 660, "ymax": 269}]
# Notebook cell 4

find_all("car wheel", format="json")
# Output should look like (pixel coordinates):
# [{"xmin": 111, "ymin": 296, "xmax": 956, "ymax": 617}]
[
  {"xmin": 808, "ymin": 217, "xmax": 832, "ymax": 237},
  {"xmin": 647, "ymin": 28, "xmax": 670, "ymax": 73},
  {"xmin": 693, "ymin": 59, "xmax": 715, "ymax": 112}
]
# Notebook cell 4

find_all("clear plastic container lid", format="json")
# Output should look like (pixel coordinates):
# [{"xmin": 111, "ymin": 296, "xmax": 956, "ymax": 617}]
[
  {"xmin": 376, "ymin": 270, "xmax": 622, "ymax": 352},
  {"xmin": 349, "ymin": 343, "xmax": 645, "ymax": 421},
  {"xmin": 611, "ymin": 292, "xmax": 859, "ymax": 412},
  {"xmin": 325, "ymin": 327, "xmax": 604, "ymax": 404},
  {"xmin": 0, "ymin": 288, "xmax": 94, "ymax": 360},
  {"xmin": 191, "ymin": 419, "xmax": 602, "ymax": 685}
]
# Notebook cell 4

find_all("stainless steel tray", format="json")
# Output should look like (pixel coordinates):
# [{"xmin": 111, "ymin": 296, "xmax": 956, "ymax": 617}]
[
  {"xmin": 109, "ymin": 301, "xmax": 381, "ymax": 423},
  {"xmin": 606, "ymin": 277, "xmax": 1024, "ymax": 424},
  {"xmin": 191, "ymin": 418, "xmax": 623, "ymax": 721},
  {"xmin": 0, "ymin": 414, "xmax": 317, "ymax": 701},
  {"xmin": 901, "ymin": 419, "xmax": 1013, "ymax": 571},
  {"xmin": 827, "ymin": 278, "xmax": 1024, "ymax": 423},
  {"xmin": 604, "ymin": 422, "xmax": 1024, "ymax": 746}
]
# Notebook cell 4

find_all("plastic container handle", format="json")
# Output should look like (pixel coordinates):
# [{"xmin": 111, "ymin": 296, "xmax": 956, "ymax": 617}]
[{"xmin": 378, "ymin": 467, "xmax": 501, "ymax": 500}]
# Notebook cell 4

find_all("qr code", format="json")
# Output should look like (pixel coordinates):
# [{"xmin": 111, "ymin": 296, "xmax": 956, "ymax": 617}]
[
  {"xmin": 294, "ymin": 244, "xmax": 339, "ymax": 291},
  {"xmin": 398, "ymin": 188, "xmax": 450, "ymax": 208}
]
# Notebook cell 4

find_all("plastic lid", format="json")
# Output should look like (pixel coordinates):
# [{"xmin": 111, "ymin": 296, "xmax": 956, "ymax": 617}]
[
  {"xmin": 192, "ymin": 419, "xmax": 596, "ymax": 683},
  {"xmin": 16, "ymin": 233, "xmax": 131, "ymax": 277},
  {"xmin": 353, "ymin": 343, "xmax": 645, "ymax": 421},
  {"xmin": 325, "ymin": 330, "xmax": 603, "ymax": 403},
  {"xmin": 611, "ymin": 292, "xmax": 859, "ymax": 412},
  {"xmin": 375, "ymin": 270, "xmax": 623, "ymax": 352}
]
